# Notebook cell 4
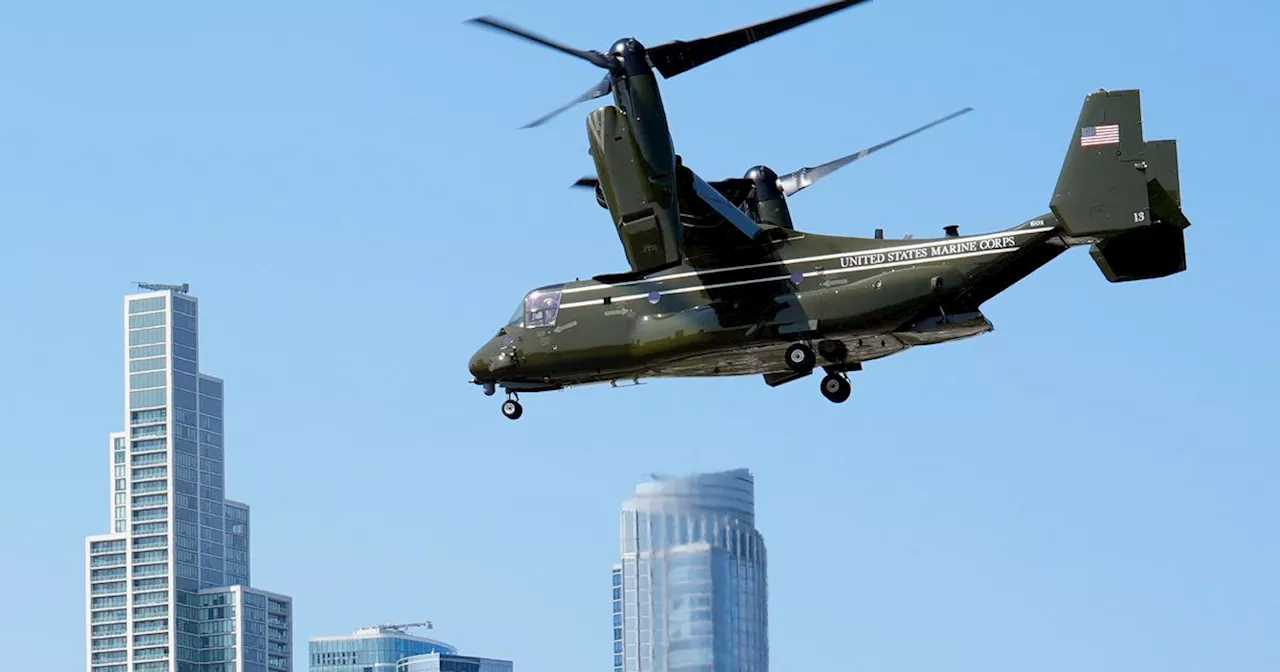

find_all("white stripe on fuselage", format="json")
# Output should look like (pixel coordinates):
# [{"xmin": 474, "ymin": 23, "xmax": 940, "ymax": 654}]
[
  {"xmin": 558, "ymin": 244, "xmax": 1026, "ymax": 310},
  {"xmin": 559, "ymin": 225, "xmax": 1056, "ymax": 297}
]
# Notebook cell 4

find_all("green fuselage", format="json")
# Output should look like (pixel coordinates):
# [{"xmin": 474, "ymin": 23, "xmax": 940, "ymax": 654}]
[{"xmin": 468, "ymin": 214, "xmax": 1068, "ymax": 392}]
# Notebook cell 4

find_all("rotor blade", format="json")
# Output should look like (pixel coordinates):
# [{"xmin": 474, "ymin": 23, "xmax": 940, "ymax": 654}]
[
  {"xmin": 646, "ymin": 0, "xmax": 871, "ymax": 79},
  {"xmin": 523, "ymin": 74, "xmax": 614, "ymax": 129},
  {"xmin": 777, "ymin": 106, "xmax": 974, "ymax": 196},
  {"xmin": 466, "ymin": 16, "xmax": 614, "ymax": 69},
  {"xmin": 690, "ymin": 171, "xmax": 768, "ymax": 241},
  {"xmin": 706, "ymin": 177, "xmax": 756, "ymax": 206},
  {"xmin": 572, "ymin": 177, "xmax": 599, "ymax": 189}
]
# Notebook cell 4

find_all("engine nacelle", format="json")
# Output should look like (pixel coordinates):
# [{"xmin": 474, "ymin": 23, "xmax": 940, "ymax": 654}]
[
  {"xmin": 586, "ymin": 105, "xmax": 683, "ymax": 273},
  {"xmin": 745, "ymin": 165, "xmax": 794, "ymax": 230}
]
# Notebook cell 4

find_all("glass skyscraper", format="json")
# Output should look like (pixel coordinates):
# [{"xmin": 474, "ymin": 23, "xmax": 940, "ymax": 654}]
[
  {"xmin": 396, "ymin": 653, "xmax": 513, "ymax": 672},
  {"xmin": 85, "ymin": 285, "xmax": 294, "ymax": 672},
  {"xmin": 612, "ymin": 469, "xmax": 768, "ymax": 672},
  {"xmin": 308, "ymin": 625, "xmax": 456, "ymax": 672}
]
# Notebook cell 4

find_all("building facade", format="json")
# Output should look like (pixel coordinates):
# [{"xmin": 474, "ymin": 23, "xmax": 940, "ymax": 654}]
[
  {"xmin": 308, "ymin": 626, "xmax": 456, "ymax": 672},
  {"xmin": 396, "ymin": 653, "xmax": 513, "ymax": 672},
  {"xmin": 86, "ymin": 285, "xmax": 293, "ymax": 672},
  {"xmin": 612, "ymin": 469, "xmax": 768, "ymax": 672}
]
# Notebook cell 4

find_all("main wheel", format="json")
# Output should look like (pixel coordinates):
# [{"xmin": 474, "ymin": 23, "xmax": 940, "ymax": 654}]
[
  {"xmin": 501, "ymin": 399, "xmax": 523, "ymax": 420},
  {"xmin": 820, "ymin": 373, "xmax": 851, "ymax": 403},
  {"xmin": 785, "ymin": 343, "xmax": 815, "ymax": 372}
]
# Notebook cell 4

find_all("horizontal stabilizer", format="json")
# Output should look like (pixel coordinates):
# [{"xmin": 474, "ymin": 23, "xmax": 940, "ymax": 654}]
[{"xmin": 1088, "ymin": 219, "xmax": 1186, "ymax": 282}]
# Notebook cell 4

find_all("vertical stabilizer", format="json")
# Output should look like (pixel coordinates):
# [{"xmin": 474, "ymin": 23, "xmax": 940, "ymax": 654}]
[{"xmin": 1051, "ymin": 89, "xmax": 1192, "ymax": 282}]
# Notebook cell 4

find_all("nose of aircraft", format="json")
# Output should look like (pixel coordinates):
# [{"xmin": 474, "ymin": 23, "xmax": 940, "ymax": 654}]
[
  {"xmin": 469, "ymin": 338, "xmax": 498, "ymax": 380},
  {"xmin": 469, "ymin": 334, "xmax": 515, "ymax": 382}
]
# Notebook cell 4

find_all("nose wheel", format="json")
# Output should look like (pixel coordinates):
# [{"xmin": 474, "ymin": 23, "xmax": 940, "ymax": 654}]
[
  {"xmin": 501, "ymin": 396, "xmax": 523, "ymax": 420},
  {"xmin": 819, "ymin": 373, "xmax": 851, "ymax": 403}
]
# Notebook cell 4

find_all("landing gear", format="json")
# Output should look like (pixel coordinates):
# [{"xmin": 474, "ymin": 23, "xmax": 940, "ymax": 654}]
[
  {"xmin": 786, "ymin": 339, "xmax": 856, "ymax": 403},
  {"xmin": 501, "ymin": 394, "xmax": 523, "ymax": 420},
  {"xmin": 785, "ymin": 342, "xmax": 815, "ymax": 372},
  {"xmin": 817, "ymin": 339, "xmax": 848, "ymax": 363},
  {"xmin": 819, "ymin": 373, "xmax": 851, "ymax": 403}
]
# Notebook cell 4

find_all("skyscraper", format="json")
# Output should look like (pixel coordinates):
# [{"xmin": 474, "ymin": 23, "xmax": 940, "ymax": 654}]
[
  {"xmin": 86, "ymin": 284, "xmax": 294, "ymax": 672},
  {"xmin": 611, "ymin": 469, "xmax": 768, "ymax": 672}
]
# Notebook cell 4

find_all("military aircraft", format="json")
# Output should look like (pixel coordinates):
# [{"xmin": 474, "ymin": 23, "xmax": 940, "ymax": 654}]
[{"xmin": 465, "ymin": 1, "xmax": 1192, "ymax": 420}]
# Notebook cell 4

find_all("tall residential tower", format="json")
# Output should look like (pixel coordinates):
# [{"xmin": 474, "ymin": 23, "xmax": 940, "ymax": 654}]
[
  {"xmin": 611, "ymin": 469, "xmax": 769, "ymax": 672},
  {"xmin": 86, "ymin": 284, "xmax": 293, "ymax": 672}
]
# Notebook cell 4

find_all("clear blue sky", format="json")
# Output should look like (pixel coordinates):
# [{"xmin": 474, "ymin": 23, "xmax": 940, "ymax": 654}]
[{"xmin": 2, "ymin": 1, "xmax": 1277, "ymax": 670}]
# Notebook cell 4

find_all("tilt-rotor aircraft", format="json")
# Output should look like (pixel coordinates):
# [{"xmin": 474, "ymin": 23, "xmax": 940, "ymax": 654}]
[{"xmin": 465, "ymin": 0, "xmax": 1192, "ymax": 420}]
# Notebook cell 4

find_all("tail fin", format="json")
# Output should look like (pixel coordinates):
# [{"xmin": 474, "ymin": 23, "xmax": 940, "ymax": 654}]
[{"xmin": 1050, "ymin": 89, "xmax": 1192, "ymax": 282}]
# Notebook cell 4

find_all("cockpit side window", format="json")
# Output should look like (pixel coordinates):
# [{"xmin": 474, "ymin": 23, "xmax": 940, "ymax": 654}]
[{"xmin": 524, "ymin": 288, "xmax": 563, "ymax": 328}]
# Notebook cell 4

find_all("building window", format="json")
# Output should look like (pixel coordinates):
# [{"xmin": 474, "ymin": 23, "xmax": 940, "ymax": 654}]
[
  {"xmin": 129, "ymin": 297, "xmax": 166, "ymax": 314},
  {"xmin": 128, "ymin": 327, "xmax": 166, "ymax": 346},
  {"xmin": 128, "ymin": 311, "xmax": 167, "ymax": 329},
  {"xmin": 129, "ymin": 344, "xmax": 166, "ymax": 359},
  {"xmin": 130, "ymin": 371, "xmax": 166, "ymax": 390},
  {"xmin": 130, "ymin": 388, "xmax": 167, "ymax": 409},
  {"xmin": 172, "ymin": 296, "xmax": 196, "ymax": 316}
]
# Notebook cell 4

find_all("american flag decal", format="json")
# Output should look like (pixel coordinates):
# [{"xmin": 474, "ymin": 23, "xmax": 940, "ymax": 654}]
[{"xmin": 1080, "ymin": 123, "xmax": 1120, "ymax": 147}]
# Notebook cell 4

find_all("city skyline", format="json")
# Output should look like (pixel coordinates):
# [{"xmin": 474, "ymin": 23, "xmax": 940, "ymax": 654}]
[
  {"xmin": 613, "ymin": 469, "xmax": 768, "ymax": 672},
  {"xmin": 84, "ymin": 287, "xmax": 765, "ymax": 672},
  {"xmin": 85, "ymin": 286, "xmax": 293, "ymax": 672}
]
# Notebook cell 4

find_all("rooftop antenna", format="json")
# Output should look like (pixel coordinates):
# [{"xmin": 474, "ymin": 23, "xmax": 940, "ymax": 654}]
[{"xmin": 135, "ymin": 282, "xmax": 190, "ymax": 294}]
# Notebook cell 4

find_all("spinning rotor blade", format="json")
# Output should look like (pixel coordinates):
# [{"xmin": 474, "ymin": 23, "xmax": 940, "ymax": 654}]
[
  {"xmin": 466, "ymin": 16, "xmax": 617, "ymax": 127},
  {"xmin": 470, "ymin": 1, "xmax": 870, "ymax": 127},
  {"xmin": 466, "ymin": 16, "xmax": 613, "ymax": 69},
  {"xmin": 572, "ymin": 177, "xmax": 600, "ymax": 189},
  {"xmin": 777, "ymin": 106, "xmax": 973, "ymax": 196},
  {"xmin": 646, "ymin": 0, "xmax": 872, "ymax": 79},
  {"xmin": 523, "ymin": 74, "xmax": 614, "ymax": 128}
]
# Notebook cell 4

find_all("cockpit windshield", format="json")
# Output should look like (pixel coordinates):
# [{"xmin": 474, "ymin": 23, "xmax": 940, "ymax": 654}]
[
  {"xmin": 503, "ymin": 287, "xmax": 565, "ymax": 329},
  {"xmin": 524, "ymin": 288, "xmax": 563, "ymax": 328}
]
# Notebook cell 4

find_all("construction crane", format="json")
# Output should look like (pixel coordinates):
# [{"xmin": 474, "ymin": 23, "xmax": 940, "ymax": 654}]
[
  {"xmin": 364, "ymin": 621, "xmax": 434, "ymax": 635},
  {"xmin": 134, "ymin": 282, "xmax": 190, "ymax": 294}
]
